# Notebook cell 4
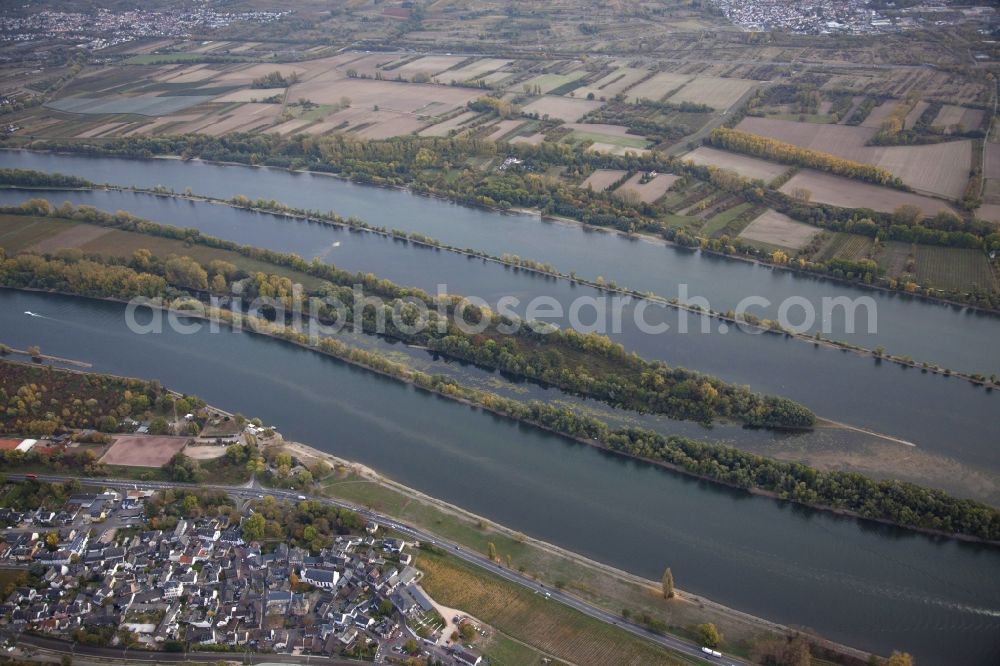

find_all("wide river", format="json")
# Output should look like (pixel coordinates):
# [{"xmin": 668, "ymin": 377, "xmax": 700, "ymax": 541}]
[
  {"xmin": 0, "ymin": 186, "xmax": 997, "ymax": 478},
  {"xmin": 0, "ymin": 290, "xmax": 997, "ymax": 666},
  {"xmin": 2, "ymin": 150, "xmax": 999, "ymax": 377}
]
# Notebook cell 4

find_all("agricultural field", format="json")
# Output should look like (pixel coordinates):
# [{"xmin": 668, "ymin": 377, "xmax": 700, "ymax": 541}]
[
  {"xmin": 519, "ymin": 71, "xmax": 586, "ymax": 95},
  {"xmin": 215, "ymin": 88, "xmax": 285, "ymax": 103},
  {"xmin": 0, "ymin": 214, "xmax": 327, "ymax": 290},
  {"xmin": 665, "ymin": 76, "xmax": 757, "ymax": 111},
  {"xmin": 931, "ymin": 105, "xmax": 985, "ymax": 132},
  {"xmin": 521, "ymin": 96, "xmax": 603, "ymax": 122},
  {"xmin": 573, "ymin": 67, "xmax": 649, "ymax": 101},
  {"xmin": 859, "ymin": 100, "xmax": 900, "ymax": 129},
  {"xmin": 818, "ymin": 67, "xmax": 991, "ymax": 106},
  {"xmin": 179, "ymin": 103, "xmax": 283, "ymax": 136},
  {"xmin": 418, "ymin": 110, "xmax": 481, "ymax": 137},
  {"xmin": 0, "ymin": 214, "xmax": 77, "ymax": 252},
  {"xmin": 682, "ymin": 146, "xmax": 789, "ymax": 183},
  {"xmin": 735, "ymin": 117, "xmax": 974, "ymax": 199},
  {"xmin": 976, "ymin": 204, "xmax": 1000, "ymax": 224},
  {"xmin": 392, "ymin": 55, "xmax": 468, "ymax": 79},
  {"xmin": 876, "ymin": 240, "xmax": 913, "ymax": 277},
  {"xmin": 289, "ymin": 77, "xmax": 478, "ymax": 115},
  {"xmin": 625, "ymin": 71, "xmax": 691, "ymax": 103},
  {"xmin": 438, "ymin": 58, "xmax": 512, "ymax": 83},
  {"xmin": 738, "ymin": 209, "xmax": 819, "ymax": 250},
  {"xmin": 29, "ymin": 224, "xmax": 113, "ymax": 254},
  {"xmin": 904, "ymin": 101, "xmax": 930, "ymax": 130},
  {"xmin": 613, "ymin": 172, "xmax": 679, "ymax": 204},
  {"xmin": 484, "ymin": 119, "xmax": 528, "ymax": 141},
  {"xmin": 417, "ymin": 551, "xmax": 685, "ymax": 666},
  {"xmin": 913, "ymin": 245, "xmax": 997, "ymax": 293},
  {"xmin": 46, "ymin": 95, "xmax": 214, "ymax": 116},
  {"xmin": 778, "ymin": 170, "xmax": 956, "ymax": 217},
  {"xmin": 566, "ymin": 127, "xmax": 650, "ymax": 152},
  {"xmin": 812, "ymin": 232, "xmax": 874, "ymax": 263},
  {"xmin": 700, "ymin": 202, "xmax": 755, "ymax": 237},
  {"xmin": 579, "ymin": 169, "xmax": 628, "ymax": 191},
  {"xmin": 8, "ymin": 53, "xmax": 488, "ymax": 142},
  {"xmin": 511, "ymin": 133, "xmax": 546, "ymax": 145}
]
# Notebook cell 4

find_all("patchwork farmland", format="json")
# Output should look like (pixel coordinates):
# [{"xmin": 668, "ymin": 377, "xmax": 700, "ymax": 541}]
[
  {"xmin": 778, "ymin": 170, "xmax": 956, "ymax": 217},
  {"xmin": 666, "ymin": 76, "xmax": 757, "ymax": 111},
  {"xmin": 683, "ymin": 146, "xmax": 789, "ymax": 183},
  {"xmin": 614, "ymin": 172, "xmax": 679, "ymax": 203},
  {"xmin": 736, "ymin": 116, "xmax": 973, "ymax": 199}
]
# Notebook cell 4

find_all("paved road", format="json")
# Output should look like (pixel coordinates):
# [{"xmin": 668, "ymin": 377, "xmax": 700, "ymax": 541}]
[
  {"xmin": 16, "ymin": 633, "xmax": 365, "ymax": 664},
  {"xmin": 6, "ymin": 473, "xmax": 745, "ymax": 666}
]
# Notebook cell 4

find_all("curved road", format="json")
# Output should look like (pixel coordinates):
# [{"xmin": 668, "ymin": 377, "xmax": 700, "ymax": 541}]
[{"xmin": 7, "ymin": 473, "xmax": 743, "ymax": 666}]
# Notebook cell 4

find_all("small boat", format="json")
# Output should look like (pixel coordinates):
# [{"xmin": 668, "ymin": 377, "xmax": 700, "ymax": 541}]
[{"xmin": 24, "ymin": 311, "xmax": 39, "ymax": 317}]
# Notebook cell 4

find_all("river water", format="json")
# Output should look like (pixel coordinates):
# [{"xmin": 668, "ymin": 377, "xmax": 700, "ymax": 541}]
[
  {"xmin": 0, "ymin": 290, "xmax": 997, "ymax": 665},
  {"xmin": 1, "ymin": 150, "xmax": 998, "ymax": 377},
  {"xmin": 0, "ymin": 186, "xmax": 996, "ymax": 477}
]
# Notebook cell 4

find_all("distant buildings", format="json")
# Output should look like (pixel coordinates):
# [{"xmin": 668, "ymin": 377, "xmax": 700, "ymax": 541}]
[{"xmin": 0, "ymin": 7, "xmax": 290, "ymax": 50}]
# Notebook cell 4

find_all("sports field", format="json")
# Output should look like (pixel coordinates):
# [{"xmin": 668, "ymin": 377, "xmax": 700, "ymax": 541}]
[{"xmin": 99, "ymin": 435, "xmax": 189, "ymax": 468}]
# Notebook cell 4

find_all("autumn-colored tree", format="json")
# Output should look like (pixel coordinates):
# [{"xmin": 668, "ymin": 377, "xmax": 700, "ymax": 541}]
[
  {"xmin": 695, "ymin": 623, "xmax": 721, "ymax": 648},
  {"xmin": 661, "ymin": 566, "xmax": 674, "ymax": 598},
  {"xmin": 886, "ymin": 652, "xmax": 914, "ymax": 666}
]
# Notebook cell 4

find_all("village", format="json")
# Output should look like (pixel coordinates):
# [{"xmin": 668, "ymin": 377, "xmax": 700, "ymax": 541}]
[{"xmin": 0, "ymin": 483, "xmax": 486, "ymax": 665}]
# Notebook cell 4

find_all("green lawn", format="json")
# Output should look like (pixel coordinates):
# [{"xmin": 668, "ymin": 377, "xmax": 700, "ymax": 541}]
[
  {"xmin": 701, "ymin": 202, "xmax": 752, "ymax": 237},
  {"xmin": 417, "ymin": 550, "xmax": 689, "ymax": 666},
  {"xmin": 567, "ymin": 130, "xmax": 650, "ymax": 149}
]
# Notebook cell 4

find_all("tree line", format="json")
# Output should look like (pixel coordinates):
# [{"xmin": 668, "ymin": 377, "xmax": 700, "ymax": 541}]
[
  {"xmin": 0, "ymin": 201, "xmax": 816, "ymax": 430},
  {"xmin": 707, "ymin": 127, "xmax": 905, "ymax": 189},
  {"xmin": 3, "ymin": 294, "xmax": 995, "ymax": 541},
  {"xmin": 0, "ymin": 167, "xmax": 92, "ymax": 189},
  {"xmin": 8, "ymin": 134, "xmax": 994, "ymax": 309}
]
